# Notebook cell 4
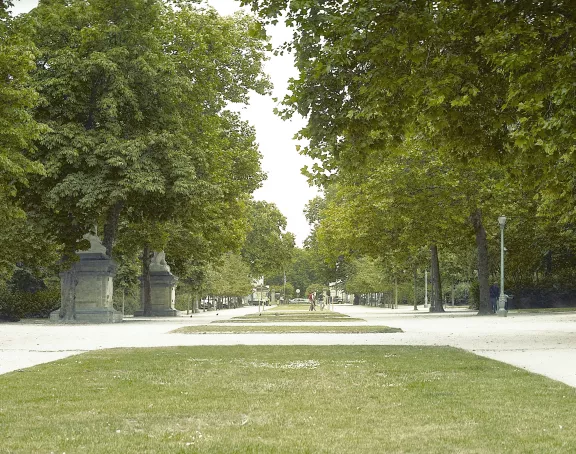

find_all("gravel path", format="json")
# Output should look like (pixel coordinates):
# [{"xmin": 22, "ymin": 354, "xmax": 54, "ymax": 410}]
[{"xmin": 1, "ymin": 304, "xmax": 575, "ymax": 387}]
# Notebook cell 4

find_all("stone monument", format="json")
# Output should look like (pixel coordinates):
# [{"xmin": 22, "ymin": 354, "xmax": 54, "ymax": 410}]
[
  {"xmin": 135, "ymin": 251, "xmax": 179, "ymax": 316},
  {"xmin": 51, "ymin": 233, "xmax": 123, "ymax": 323}
]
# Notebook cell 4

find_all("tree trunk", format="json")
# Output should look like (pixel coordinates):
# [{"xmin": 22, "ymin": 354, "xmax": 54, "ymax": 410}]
[
  {"xmin": 470, "ymin": 209, "xmax": 491, "ymax": 315},
  {"xmin": 429, "ymin": 244, "xmax": 445, "ymax": 312},
  {"xmin": 142, "ymin": 245, "xmax": 153, "ymax": 316},
  {"xmin": 59, "ymin": 269, "xmax": 77, "ymax": 321},
  {"xmin": 413, "ymin": 265, "xmax": 418, "ymax": 311},
  {"xmin": 103, "ymin": 201, "xmax": 124, "ymax": 257}
]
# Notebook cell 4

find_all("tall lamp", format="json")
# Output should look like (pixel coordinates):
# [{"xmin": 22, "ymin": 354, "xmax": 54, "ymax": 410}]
[{"xmin": 497, "ymin": 215, "xmax": 508, "ymax": 317}]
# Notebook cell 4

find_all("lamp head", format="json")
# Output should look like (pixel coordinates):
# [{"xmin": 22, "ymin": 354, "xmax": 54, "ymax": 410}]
[{"xmin": 498, "ymin": 215, "xmax": 507, "ymax": 227}]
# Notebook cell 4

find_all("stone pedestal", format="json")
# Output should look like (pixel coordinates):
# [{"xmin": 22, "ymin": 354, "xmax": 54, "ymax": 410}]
[
  {"xmin": 135, "ymin": 271, "xmax": 179, "ymax": 316},
  {"xmin": 51, "ymin": 235, "xmax": 123, "ymax": 323},
  {"xmin": 135, "ymin": 251, "xmax": 180, "ymax": 317}
]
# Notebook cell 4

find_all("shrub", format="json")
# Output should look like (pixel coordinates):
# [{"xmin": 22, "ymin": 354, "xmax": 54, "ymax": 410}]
[
  {"xmin": 507, "ymin": 287, "xmax": 576, "ymax": 309},
  {"xmin": 112, "ymin": 287, "xmax": 140, "ymax": 315},
  {"xmin": 0, "ymin": 284, "xmax": 61, "ymax": 321},
  {"xmin": 453, "ymin": 282, "xmax": 470, "ymax": 306}
]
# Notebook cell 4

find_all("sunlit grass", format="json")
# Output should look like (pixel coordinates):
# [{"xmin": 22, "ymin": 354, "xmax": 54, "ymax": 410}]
[
  {"xmin": 267, "ymin": 304, "xmax": 312, "ymax": 311},
  {"xmin": 225, "ymin": 306, "xmax": 363, "ymax": 323},
  {"xmin": 1, "ymin": 346, "xmax": 575, "ymax": 453},
  {"xmin": 173, "ymin": 325, "xmax": 402, "ymax": 334}
]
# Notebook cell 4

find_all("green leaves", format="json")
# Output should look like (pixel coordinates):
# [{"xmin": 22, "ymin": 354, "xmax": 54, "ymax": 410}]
[
  {"xmin": 204, "ymin": 253, "xmax": 253, "ymax": 297},
  {"xmin": 7, "ymin": 0, "xmax": 271, "ymax": 270},
  {"xmin": 241, "ymin": 200, "xmax": 295, "ymax": 277},
  {"xmin": 0, "ymin": 5, "xmax": 45, "ymax": 190},
  {"xmin": 241, "ymin": 0, "xmax": 576, "ymax": 302}
]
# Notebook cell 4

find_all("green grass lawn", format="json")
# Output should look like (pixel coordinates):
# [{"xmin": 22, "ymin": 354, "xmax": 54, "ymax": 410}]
[
  {"xmin": 173, "ymin": 325, "xmax": 402, "ymax": 334},
  {"xmin": 1, "ymin": 346, "xmax": 575, "ymax": 453},
  {"xmin": 225, "ymin": 306, "xmax": 363, "ymax": 323},
  {"xmin": 267, "ymin": 304, "xmax": 312, "ymax": 311}
]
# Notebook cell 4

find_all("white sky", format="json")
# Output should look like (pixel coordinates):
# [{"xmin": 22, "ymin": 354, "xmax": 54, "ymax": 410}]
[{"xmin": 10, "ymin": 0, "xmax": 319, "ymax": 246}]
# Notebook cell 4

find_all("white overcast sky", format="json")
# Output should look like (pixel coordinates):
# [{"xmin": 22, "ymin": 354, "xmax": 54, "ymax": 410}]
[{"xmin": 10, "ymin": 0, "xmax": 319, "ymax": 246}]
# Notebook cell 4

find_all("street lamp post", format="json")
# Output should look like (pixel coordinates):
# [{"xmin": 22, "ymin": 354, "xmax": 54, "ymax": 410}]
[
  {"xmin": 498, "ymin": 215, "xmax": 508, "ymax": 317},
  {"xmin": 258, "ymin": 279, "xmax": 264, "ymax": 314},
  {"xmin": 255, "ymin": 277, "xmax": 263, "ymax": 314}
]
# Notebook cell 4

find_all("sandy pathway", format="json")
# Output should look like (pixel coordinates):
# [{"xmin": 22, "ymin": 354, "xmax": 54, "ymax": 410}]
[{"xmin": 1, "ymin": 305, "xmax": 575, "ymax": 387}]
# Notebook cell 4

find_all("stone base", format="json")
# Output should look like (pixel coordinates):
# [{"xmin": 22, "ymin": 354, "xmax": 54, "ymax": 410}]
[
  {"xmin": 55, "ymin": 246, "xmax": 120, "ymax": 324},
  {"xmin": 50, "ymin": 308, "xmax": 123, "ymax": 323},
  {"xmin": 136, "ymin": 270, "xmax": 179, "ymax": 317},
  {"xmin": 134, "ymin": 308, "xmax": 181, "ymax": 317}
]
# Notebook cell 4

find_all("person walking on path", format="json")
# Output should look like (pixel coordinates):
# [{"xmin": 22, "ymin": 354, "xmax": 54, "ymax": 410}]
[
  {"xmin": 489, "ymin": 283, "xmax": 499, "ymax": 313},
  {"xmin": 308, "ymin": 293, "xmax": 316, "ymax": 311}
]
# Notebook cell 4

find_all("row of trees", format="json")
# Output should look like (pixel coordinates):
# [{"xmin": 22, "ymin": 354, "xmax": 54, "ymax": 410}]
[
  {"xmin": 241, "ymin": 0, "xmax": 576, "ymax": 312},
  {"xmin": 0, "ymin": 0, "xmax": 294, "ymax": 318}
]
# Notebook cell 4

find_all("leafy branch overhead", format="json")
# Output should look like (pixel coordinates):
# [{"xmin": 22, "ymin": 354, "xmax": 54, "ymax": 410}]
[
  {"xmin": 241, "ymin": 0, "xmax": 576, "ymax": 313},
  {"xmin": 241, "ymin": 200, "xmax": 295, "ymax": 278},
  {"xmin": 10, "ymin": 0, "xmax": 271, "ymax": 263}
]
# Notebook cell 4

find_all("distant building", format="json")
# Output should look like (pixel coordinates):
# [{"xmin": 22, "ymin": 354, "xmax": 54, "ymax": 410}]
[
  {"xmin": 329, "ymin": 280, "xmax": 348, "ymax": 303},
  {"xmin": 250, "ymin": 277, "xmax": 269, "ymax": 305}
]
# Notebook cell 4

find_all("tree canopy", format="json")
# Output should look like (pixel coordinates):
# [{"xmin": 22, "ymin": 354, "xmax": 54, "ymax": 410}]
[
  {"xmin": 0, "ymin": 1, "xmax": 44, "ymax": 201},
  {"xmin": 240, "ymin": 0, "xmax": 576, "ymax": 313},
  {"xmin": 16, "ymin": 0, "xmax": 270, "ymax": 260},
  {"xmin": 241, "ymin": 199, "xmax": 295, "ymax": 278}
]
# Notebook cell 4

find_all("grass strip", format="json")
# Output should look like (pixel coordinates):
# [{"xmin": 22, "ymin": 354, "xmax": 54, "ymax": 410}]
[
  {"xmin": 172, "ymin": 325, "xmax": 402, "ymax": 334},
  {"xmin": 265, "ymin": 304, "xmax": 348, "ymax": 312},
  {"xmin": 227, "ymin": 308, "xmax": 362, "ymax": 323},
  {"xmin": 1, "ymin": 346, "xmax": 575, "ymax": 453},
  {"xmin": 223, "ymin": 315, "xmax": 364, "ymax": 323},
  {"xmin": 265, "ymin": 304, "xmax": 314, "ymax": 311}
]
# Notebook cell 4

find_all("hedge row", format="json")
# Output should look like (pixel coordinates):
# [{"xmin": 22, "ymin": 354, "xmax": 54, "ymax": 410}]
[{"xmin": 0, "ymin": 286, "xmax": 61, "ymax": 321}]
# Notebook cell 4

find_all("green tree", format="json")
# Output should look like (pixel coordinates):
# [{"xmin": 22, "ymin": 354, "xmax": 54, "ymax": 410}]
[
  {"xmin": 242, "ymin": 0, "xmax": 567, "ymax": 314},
  {"xmin": 0, "ymin": 1, "xmax": 49, "ymax": 276},
  {"xmin": 313, "ymin": 136, "xmax": 531, "ymax": 313},
  {"xmin": 241, "ymin": 1, "xmax": 514, "ymax": 167},
  {"xmin": 344, "ymin": 257, "xmax": 386, "ymax": 296},
  {"xmin": 241, "ymin": 200, "xmax": 295, "ymax": 278},
  {"xmin": 13, "ymin": 0, "xmax": 270, "ymax": 318},
  {"xmin": 304, "ymin": 282, "xmax": 325, "ymax": 298},
  {"xmin": 266, "ymin": 246, "xmax": 327, "ymax": 299},
  {"xmin": 204, "ymin": 253, "xmax": 253, "ymax": 303},
  {"xmin": 0, "ymin": 1, "xmax": 44, "ymax": 209},
  {"xmin": 18, "ymin": 0, "xmax": 269, "ymax": 258}
]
